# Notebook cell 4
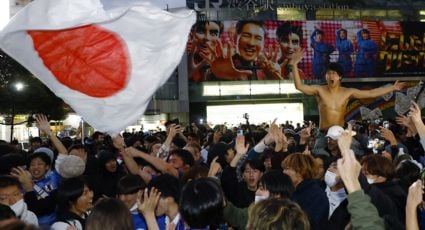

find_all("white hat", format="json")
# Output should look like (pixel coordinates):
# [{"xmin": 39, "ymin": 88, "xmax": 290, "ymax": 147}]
[
  {"xmin": 58, "ymin": 155, "xmax": 85, "ymax": 178},
  {"xmin": 326, "ymin": 125, "xmax": 356, "ymax": 140},
  {"xmin": 33, "ymin": 147, "xmax": 54, "ymax": 164}
]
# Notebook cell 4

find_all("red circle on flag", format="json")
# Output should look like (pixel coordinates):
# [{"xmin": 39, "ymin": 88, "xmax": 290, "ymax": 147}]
[{"xmin": 28, "ymin": 25, "xmax": 130, "ymax": 98}]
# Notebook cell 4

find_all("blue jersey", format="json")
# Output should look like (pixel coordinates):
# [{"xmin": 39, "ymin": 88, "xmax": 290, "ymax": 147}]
[
  {"xmin": 133, "ymin": 213, "xmax": 166, "ymax": 230},
  {"xmin": 33, "ymin": 170, "xmax": 61, "ymax": 227}
]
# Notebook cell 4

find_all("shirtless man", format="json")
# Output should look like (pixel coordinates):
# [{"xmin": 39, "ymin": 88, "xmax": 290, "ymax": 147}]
[{"xmin": 290, "ymin": 49, "xmax": 405, "ymax": 130}]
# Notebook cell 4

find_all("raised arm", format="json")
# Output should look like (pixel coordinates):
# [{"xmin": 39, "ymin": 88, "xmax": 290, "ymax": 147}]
[
  {"xmin": 409, "ymin": 101, "xmax": 425, "ymax": 141},
  {"xmin": 126, "ymin": 147, "xmax": 179, "ymax": 178},
  {"xmin": 351, "ymin": 80, "xmax": 405, "ymax": 99},
  {"xmin": 36, "ymin": 114, "xmax": 67, "ymax": 155},
  {"xmin": 290, "ymin": 49, "xmax": 319, "ymax": 95}
]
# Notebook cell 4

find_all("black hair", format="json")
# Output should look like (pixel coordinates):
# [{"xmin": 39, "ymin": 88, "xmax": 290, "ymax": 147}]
[
  {"xmin": 207, "ymin": 142, "xmax": 234, "ymax": 167},
  {"xmin": 92, "ymin": 131, "xmax": 104, "ymax": 140},
  {"xmin": 125, "ymin": 136, "xmax": 141, "ymax": 148},
  {"xmin": 27, "ymin": 152, "xmax": 51, "ymax": 167},
  {"xmin": 313, "ymin": 154, "xmax": 334, "ymax": 172},
  {"xmin": 117, "ymin": 175, "xmax": 146, "ymax": 195},
  {"xmin": 57, "ymin": 177, "xmax": 91, "ymax": 216},
  {"xmin": 236, "ymin": 21, "xmax": 265, "ymax": 36},
  {"xmin": 0, "ymin": 143, "xmax": 18, "ymax": 156},
  {"xmin": 148, "ymin": 174, "xmax": 181, "ymax": 203},
  {"xmin": 337, "ymin": 28, "xmax": 347, "ymax": 38},
  {"xmin": 68, "ymin": 143, "xmax": 88, "ymax": 153},
  {"xmin": 0, "ymin": 154, "xmax": 26, "ymax": 175},
  {"xmin": 193, "ymin": 21, "xmax": 224, "ymax": 34},
  {"xmin": 29, "ymin": 137, "xmax": 42, "ymax": 144},
  {"xmin": 172, "ymin": 137, "xmax": 187, "ymax": 149},
  {"xmin": 61, "ymin": 137, "xmax": 73, "ymax": 150},
  {"xmin": 86, "ymin": 198, "xmax": 133, "ymax": 230},
  {"xmin": 326, "ymin": 62, "xmax": 344, "ymax": 77},
  {"xmin": 315, "ymin": 29, "xmax": 325, "ymax": 35},
  {"xmin": 361, "ymin": 28, "xmax": 370, "ymax": 34},
  {"xmin": 241, "ymin": 158, "xmax": 266, "ymax": 173},
  {"xmin": 396, "ymin": 160, "xmax": 420, "ymax": 193},
  {"xmin": 144, "ymin": 135, "xmax": 161, "ymax": 144},
  {"xmin": 276, "ymin": 23, "xmax": 303, "ymax": 45},
  {"xmin": 182, "ymin": 165, "xmax": 209, "ymax": 184},
  {"xmin": 0, "ymin": 203, "xmax": 15, "ymax": 221},
  {"xmin": 0, "ymin": 175, "xmax": 22, "ymax": 190},
  {"xmin": 169, "ymin": 149, "xmax": 194, "ymax": 167},
  {"xmin": 97, "ymin": 150, "xmax": 116, "ymax": 166},
  {"xmin": 259, "ymin": 170, "xmax": 294, "ymax": 199},
  {"xmin": 180, "ymin": 178, "xmax": 224, "ymax": 229}
]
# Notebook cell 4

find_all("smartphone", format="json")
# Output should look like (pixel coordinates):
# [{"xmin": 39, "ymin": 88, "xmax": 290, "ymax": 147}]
[{"xmin": 237, "ymin": 129, "xmax": 244, "ymax": 136}]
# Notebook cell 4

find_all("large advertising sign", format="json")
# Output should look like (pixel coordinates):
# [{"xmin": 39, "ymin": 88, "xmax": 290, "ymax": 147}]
[{"xmin": 187, "ymin": 20, "xmax": 425, "ymax": 82}]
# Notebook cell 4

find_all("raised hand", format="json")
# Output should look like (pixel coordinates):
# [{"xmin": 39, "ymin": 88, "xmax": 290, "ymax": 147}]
[
  {"xmin": 274, "ymin": 127, "xmax": 288, "ymax": 152},
  {"xmin": 396, "ymin": 115, "xmax": 412, "ymax": 128},
  {"xmin": 138, "ymin": 187, "xmax": 161, "ymax": 216},
  {"xmin": 406, "ymin": 180, "xmax": 423, "ymax": 230},
  {"xmin": 393, "ymin": 80, "xmax": 406, "ymax": 91},
  {"xmin": 406, "ymin": 180, "xmax": 423, "ymax": 209},
  {"xmin": 35, "ymin": 114, "xmax": 51, "ymax": 135},
  {"xmin": 168, "ymin": 124, "xmax": 181, "ymax": 139},
  {"xmin": 263, "ymin": 44, "xmax": 279, "ymax": 63},
  {"xmin": 264, "ymin": 118, "xmax": 278, "ymax": 146},
  {"xmin": 10, "ymin": 166, "xmax": 33, "ymax": 192},
  {"xmin": 208, "ymin": 156, "xmax": 222, "ymax": 177},
  {"xmin": 288, "ymin": 48, "xmax": 304, "ymax": 65},
  {"xmin": 201, "ymin": 40, "xmax": 252, "ymax": 80},
  {"xmin": 409, "ymin": 101, "xmax": 422, "ymax": 123},
  {"xmin": 379, "ymin": 127, "xmax": 397, "ymax": 145},
  {"xmin": 188, "ymin": 43, "xmax": 208, "ymax": 78},
  {"xmin": 337, "ymin": 148, "xmax": 361, "ymax": 194},
  {"xmin": 259, "ymin": 45, "xmax": 282, "ymax": 80},
  {"xmin": 235, "ymin": 135, "xmax": 249, "ymax": 155},
  {"xmin": 337, "ymin": 124, "xmax": 353, "ymax": 155}
]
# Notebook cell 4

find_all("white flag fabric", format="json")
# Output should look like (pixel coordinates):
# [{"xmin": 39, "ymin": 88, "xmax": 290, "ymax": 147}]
[{"xmin": 0, "ymin": 0, "xmax": 195, "ymax": 134}]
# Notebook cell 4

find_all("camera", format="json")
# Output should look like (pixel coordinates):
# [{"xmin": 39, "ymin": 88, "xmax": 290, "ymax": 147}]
[
  {"xmin": 243, "ymin": 113, "xmax": 249, "ymax": 120},
  {"xmin": 170, "ymin": 118, "xmax": 179, "ymax": 125},
  {"xmin": 367, "ymin": 138, "xmax": 385, "ymax": 150},
  {"xmin": 237, "ymin": 129, "xmax": 244, "ymax": 136},
  {"xmin": 383, "ymin": 121, "xmax": 389, "ymax": 129}
]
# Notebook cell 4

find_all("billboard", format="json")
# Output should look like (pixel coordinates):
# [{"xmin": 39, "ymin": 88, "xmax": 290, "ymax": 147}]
[{"xmin": 187, "ymin": 20, "xmax": 425, "ymax": 82}]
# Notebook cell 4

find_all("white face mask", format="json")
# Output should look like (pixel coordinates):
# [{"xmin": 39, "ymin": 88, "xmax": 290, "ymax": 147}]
[
  {"xmin": 324, "ymin": 170, "xmax": 338, "ymax": 188},
  {"xmin": 366, "ymin": 177, "xmax": 375, "ymax": 184},
  {"xmin": 254, "ymin": 195, "xmax": 267, "ymax": 203},
  {"xmin": 10, "ymin": 199, "xmax": 24, "ymax": 216}
]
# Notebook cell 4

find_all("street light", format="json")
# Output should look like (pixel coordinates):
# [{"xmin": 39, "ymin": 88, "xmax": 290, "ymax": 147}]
[
  {"xmin": 15, "ymin": 82, "xmax": 24, "ymax": 91},
  {"xmin": 10, "ymin": 82, "xmax": 25, "ymax": 142}
]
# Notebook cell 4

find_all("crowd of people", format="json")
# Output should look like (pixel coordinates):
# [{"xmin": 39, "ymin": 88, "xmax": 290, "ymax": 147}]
[{"xmin": 0, "ymin": 100, "xmax": 424, "ymax": 229}]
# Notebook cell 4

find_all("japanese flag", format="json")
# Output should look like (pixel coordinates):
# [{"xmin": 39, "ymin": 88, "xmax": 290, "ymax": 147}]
[{"xmin": 0, "ymin": 0, "xmax": 195, "ymax": 134}]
